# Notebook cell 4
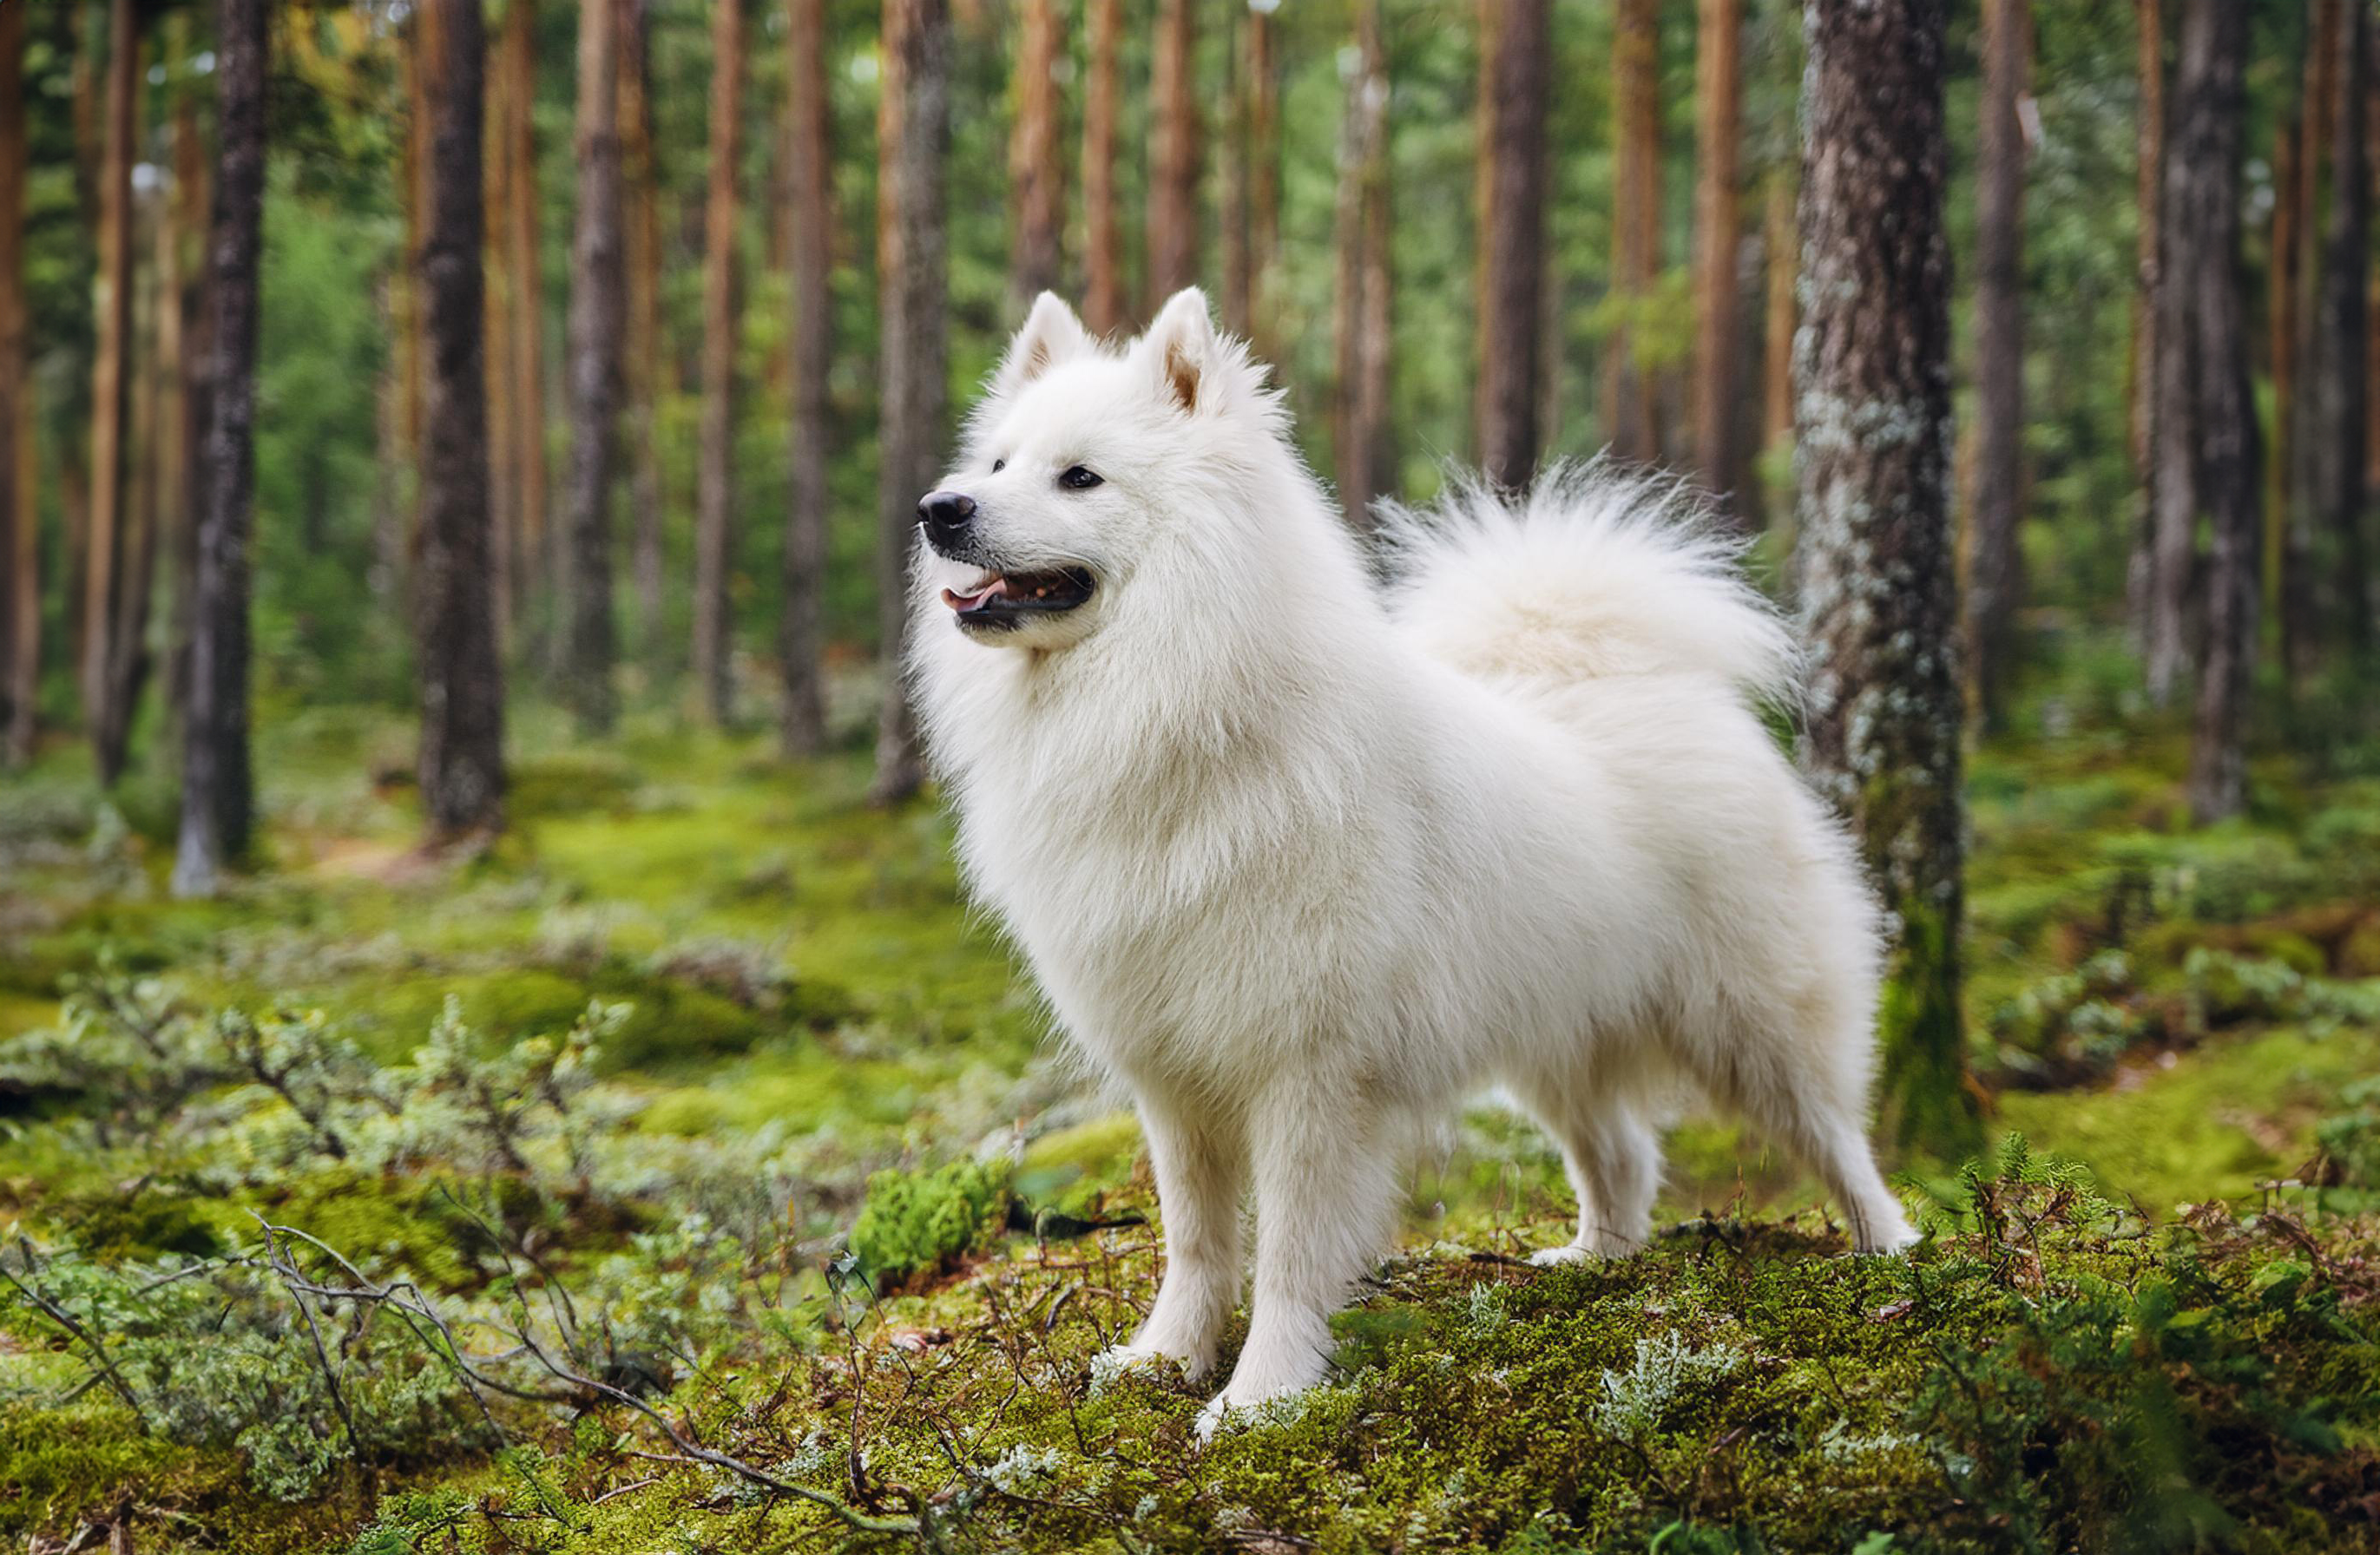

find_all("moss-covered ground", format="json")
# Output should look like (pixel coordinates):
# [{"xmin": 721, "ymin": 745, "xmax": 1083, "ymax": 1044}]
[{"xmin": 3, "ymin": 699, "xmax": 2377, "ymax": 1552}]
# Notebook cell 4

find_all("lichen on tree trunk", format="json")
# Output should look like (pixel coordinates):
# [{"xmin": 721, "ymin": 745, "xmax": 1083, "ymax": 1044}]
[{"xmin": 1792, "ymin": 0, "xmax": 1979, "ymax": 1158}]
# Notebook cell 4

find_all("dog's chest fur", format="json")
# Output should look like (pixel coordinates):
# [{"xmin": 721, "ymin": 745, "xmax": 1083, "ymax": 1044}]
[{"xmin": 947, "ymin": 678, "xmax": 1404, "ymax": 1084}]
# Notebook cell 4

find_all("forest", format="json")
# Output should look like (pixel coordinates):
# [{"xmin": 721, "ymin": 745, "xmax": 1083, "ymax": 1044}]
[{"xmin": 3, "ymin": 0, "xmax": 2380, "ymax": 1550}]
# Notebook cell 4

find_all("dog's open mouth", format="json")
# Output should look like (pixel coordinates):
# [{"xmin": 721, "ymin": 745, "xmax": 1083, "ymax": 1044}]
[{"xmin": 942, "ymin": 567, "xmax": 1096, "ymax": 630}]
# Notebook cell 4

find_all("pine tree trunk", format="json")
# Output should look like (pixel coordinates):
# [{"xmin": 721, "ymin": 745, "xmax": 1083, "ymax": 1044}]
[
  {"xmin": 1009, "ymin": 0, "xmax": 1062, "ymax": 308},
  {"xmin": 174, "ymin": 0, "xmax": 267, "ymax": 899},
  {"xmin": 694, "ymin": 0, "xmax": 745, "ymax": 725},
  {"xmin": 2147, "ymin": 0, "xmax": 2257, "ymax": 731},
  {"xmin": 503, "ymin": 0, "xmax": 547, "ymax": 614},
  {"xmin": 1759, "ymin": 165, "xmax": 1795, "ymax": 456},
  {"xmin": 167, "ymin": 85, "xmax": 210, "ymax": 745},
  {"xmin": 1246, "ymin": 7, "xmax": 1279, "ymax": 361},
  {"xmin": 482, "ymin": 35, "xmax": 515, "ymax": 647},
  {"xmin": 2271, "ymin": 110, "xmax": 2314, "ymax": 679},
  {"xmin": 2161, "ymin": 0, "xmax": 2258, "ymax": 823},
  {"xmin": 1220, "ymin": 6, "xmax": 1249, "ymax": 339},
  {"xmin": 618, "ymin": 0, "xmax": 667, "ymax": 662},
  {"xmin": 2127, "ymin": 0, "xmax": 2162, "ymax": 638},
  {"xmin": 2129, "ymin": 0, "xmax": 2161, "ymax": 476},
  {"xmin": 100, "ymin": 176, "xmax": 161, "ymax": 788},
  {"xmin": 1080, "ymin": 0, "xmax": 1122, "ymax": 336},
  {"xmin": 1795, "ymin": 0, "xmax": 1977, "ymax": 1157},
  {"xmin": 870, "ymin": 0, "xmax": 948, "ymax": 805},
  {"xmin": 1965, "ymin": 0, "xmax": 2027, "ymax": 732},
  {"xmin": 1691, "ymin": 0, "xmax": 1746, "ymax": 517},
  {"xmin": 0, "ymin": 0, "xmax": 32, "ymax": 766},
  {"xmin": 1476, "ymin": 0, "xmax": 1549, "ymax": 490},
  {"xmin": 2314, "ymin": 0, "xmax": 2371, "ymax": 663},
  {"xmin": 561, "ymin": 0, "xmax": 624, "ymax": 734},
  {"xmin": 780, "ymin": 0, "xmax": 830, "ymax": 756},
  {"xmin": 1605, "ymin": 0, "xmax": 1660, "ymax": 463},
  {"xmin": 417, "ymin": 0, "xmax": 506, "ymax": 843},
  {"xmin": 1146, "ymin": 0, "xmax": 1199, "ymax": 306},
  {"xmin": 1332, "ymin": 0, "xmax": 1391, "ymax": 521},
  {"xmin": 86, "ymin": 0, "xmax": 135, "ymax": 768},
  {"xmin": 399, "ymin": 10, "xmax": 432, "ymax": 510}
]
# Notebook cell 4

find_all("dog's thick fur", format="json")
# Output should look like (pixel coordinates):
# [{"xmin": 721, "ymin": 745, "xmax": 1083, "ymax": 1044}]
[{"xmin": 910, "ymin": 289, "xmax": 1916, "ymax": 1428}]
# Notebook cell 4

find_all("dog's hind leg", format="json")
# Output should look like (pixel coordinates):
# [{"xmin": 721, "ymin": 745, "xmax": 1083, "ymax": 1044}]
[
  {"xmin": 1110, "ymin": 1092, "xmax": 1246, "ymax": 1380},
  {"xmin": 1686, "ymin": 1004, "xmax": 1916, "ymax": 1254},
  {"xmin": 1514, "ymin": 1071, "xmax": 1660, "ymax": 1264}
]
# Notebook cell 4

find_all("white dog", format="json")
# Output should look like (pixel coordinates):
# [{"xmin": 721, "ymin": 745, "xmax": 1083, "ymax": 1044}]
[{"xmin": 908, "ymin": 288, "xmax": 1916, "ymax": 1431}]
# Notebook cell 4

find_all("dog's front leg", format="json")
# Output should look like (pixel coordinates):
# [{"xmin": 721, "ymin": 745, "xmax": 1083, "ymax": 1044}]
[
  {"xmin": 1199, "ymin": 1081, "xmax": 1396, "ymax": 1435},
  {"xmin": 1101, "ymin": 1092, "xmax": 1244, "ymax": 1380}
]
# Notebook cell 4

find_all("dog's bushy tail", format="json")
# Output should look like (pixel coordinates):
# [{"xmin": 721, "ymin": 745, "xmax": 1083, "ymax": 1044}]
[{"xmin": 1375, "ymin": 461, "xmax": 1798, "ymax": 703}]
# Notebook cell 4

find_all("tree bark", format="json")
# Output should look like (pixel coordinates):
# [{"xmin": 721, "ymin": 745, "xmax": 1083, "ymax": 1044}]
[
  {"xmin": 780, "ymin": 0, "xmax": 830, "ymax": 756},
  {"xmin": 2129, "ymin": 0, "xmax": 2161, "ymax": 476},
  {"xmin": 2271, "ymin": 111, "xmax": 2315, "ymax": 679},
  {"xmin": 1476, "ymin": 0, "xmax": 1549, "ymax": 491},
  {"xmin": 1220, "ymin": 4, "xmax": 1249, "ymax": 340},
  {"xmin": 167, "ymin": 82, "xmax": 211, "ymax": 746},
  {"xmin": 1145, "ymin": 0, "xmax": 1199, "ymax": 307},
  {"xmin": 1009, "ymin": 0, "xmax": 1062, "ymax": 308},
  {"xmin": 100, "ymin": 175, "xmax": 161, "ymax": 788},
  {"xmin": 86, "ymin": 0, "xmax": 135, "ymax": 766},
  {"xmin": 1691, "ymin": 0, "xmax": 1746, "ymax": 516},
  {"xmin": 483, "ymin": 32, "xmax": 516, "ymax": 648},
  {"xmin": 1964, "ymin": 0, "xmax": 2027, "ymax": 732},
  {"xmin": 503, "ymin": 0, "xmax": 547, "ymax": 613},
  {"xmin": 1246, "ymin": 7, "xmax": 1279, "ymax": 361},
  {"xmin": 1759, "ymin": 165, "xmax": 1795, "ymax": 456},
  {"xmin": 2314, "ymin": 0, "xmax": 2371, "ymax": 663},
  {"xmin": 2127, "ymin": 0, "xmax": 2162, "ymax": 639},
  {"xmin": 694, "ymin": 0, "xmax": 746, "ymax": 724},
  {"xmin": 1605, "ymin": 0, "xmax": 1661, "ymax": 464},
  {"xmin": 416, "ymin": 0, "xmax": 506, "ymax": 843},
  {"xmin": 0, "ymin": 0, "xmax": 32, "ymax": 766},
  {"xmin": 2156, "ymin": 0, "xmax": 2259, "ymax": 822},
  {"xmin": 1080, "ymin": 0, "xmax": 1122, "ymax": 336},
  {"xmin": 174, "ymin": 0, "xmax": 267, "ymax": 899},
  {"xmin": 1794, "ymin": 0, "xmax": 1976, "ymax": 1157},
  {"xmin": 617, "ymin": 0, "xmax": 667, "ymax": 663},
  {"xmin": 561, "ymin": 0, "xmax": 624, "ymax": 734},
  {"xmin": 1333, "ymin": 0, "xmax": 1391, "ymax": 521},
  {"xmin": 870, "ymin": 0, "xmax": 948, "ymax": 805}
]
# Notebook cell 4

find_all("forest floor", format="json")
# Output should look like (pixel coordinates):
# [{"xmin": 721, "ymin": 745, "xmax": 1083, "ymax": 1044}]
[{"xmin": 3, "ymin": 690, "xmax": 2378, "ymax": 1552}]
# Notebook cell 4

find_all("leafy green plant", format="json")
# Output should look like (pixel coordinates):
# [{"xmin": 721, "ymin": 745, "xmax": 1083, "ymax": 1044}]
[{"xmin": 847, "ymin": 1157, "xmax": 1010, "ymax": 1289}]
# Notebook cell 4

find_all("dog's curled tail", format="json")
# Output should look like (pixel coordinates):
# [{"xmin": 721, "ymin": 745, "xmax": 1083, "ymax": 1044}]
[{"xmin": 1375, "ymin": 461, "xmax": 1798, "ymax": 703}]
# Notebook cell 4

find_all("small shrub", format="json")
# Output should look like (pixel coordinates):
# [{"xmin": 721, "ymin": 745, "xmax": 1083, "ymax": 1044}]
[{"xmin": 848, "ymin": 1157, "xmax": 1009, "ymax": 1289}]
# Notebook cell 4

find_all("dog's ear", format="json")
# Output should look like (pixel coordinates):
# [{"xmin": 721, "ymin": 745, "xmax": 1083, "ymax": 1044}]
[
  {"xmin": 1134, "ymin": 287, "xmax": 1241, "ymax": 417},
  {"xmin": 989, "ymin": 292, "xmax": 1092, "ymax": 400}
]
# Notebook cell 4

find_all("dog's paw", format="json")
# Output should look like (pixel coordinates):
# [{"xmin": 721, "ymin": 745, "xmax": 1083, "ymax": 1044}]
[
  {"xmin": 1192, "ymin": 1383, "xmax": 1314, "ymax": 1444},
  {"xmin": 1851, "ymin": 1204, "xmax": 1923, "ymax": 1256},
  {"xmin": 1526, "ymin": 1243, "xmax": 1593, "ymax": 1268}
]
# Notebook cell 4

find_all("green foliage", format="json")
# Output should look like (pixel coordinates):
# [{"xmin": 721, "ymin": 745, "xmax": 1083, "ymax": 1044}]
[
  {"xmin": 848, "ymin": 1156, "xmax": 1010, "ymax": 1289},
  {"xmin": 2317, "ymin": 1079, "xmax": 2380, "ymax": 1193},
  {"xmin": 10, "ymin": 732, "xmax": 2380, "ymax": 1549}
]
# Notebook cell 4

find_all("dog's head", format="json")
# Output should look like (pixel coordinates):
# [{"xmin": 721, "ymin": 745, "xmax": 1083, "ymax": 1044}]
[{"xmin": 917, "ymin": 287, "xmax": 1280, "ymax": 651}]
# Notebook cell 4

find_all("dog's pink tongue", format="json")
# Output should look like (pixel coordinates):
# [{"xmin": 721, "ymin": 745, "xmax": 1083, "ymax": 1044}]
[{"xmin": 943, "ymin": 577, "xmax": 1008, "ymax": 611}]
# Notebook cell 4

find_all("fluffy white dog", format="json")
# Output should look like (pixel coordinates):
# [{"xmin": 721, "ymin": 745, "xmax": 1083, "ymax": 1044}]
[{"xmin": 908, "ymin": 288, "xmax": 1917, "ymax": 1431}]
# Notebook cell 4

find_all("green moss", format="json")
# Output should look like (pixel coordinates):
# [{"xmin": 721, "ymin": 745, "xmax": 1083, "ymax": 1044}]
[
  {"xmin": 0, "ymin": 1404, "xmax": 352, "ymax": 1554},
  {"xmin": 848, "ymin": 1156, "xmax": 1010, "ymax": 1288}
]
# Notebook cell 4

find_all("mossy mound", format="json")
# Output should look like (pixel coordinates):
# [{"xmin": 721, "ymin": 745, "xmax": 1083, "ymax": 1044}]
[{"xmin": 332, "ymin": 1151, "xmax": 2379, "ymax": 1554}]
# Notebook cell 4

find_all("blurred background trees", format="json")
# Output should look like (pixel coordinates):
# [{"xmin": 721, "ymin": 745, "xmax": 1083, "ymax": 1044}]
[{"xmin": 2, "ymin": 1, "xmax": 2378, "ymax": 1156}]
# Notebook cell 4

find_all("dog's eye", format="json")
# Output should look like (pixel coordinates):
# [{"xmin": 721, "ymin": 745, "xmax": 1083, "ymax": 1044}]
[
  {"xmin": 1060, "ymin": 466, "xmax": 1103, "ymax": 491},
  {"xmin": 991, "ymin": 459, "xmax": 1005, "ymax": 473}
]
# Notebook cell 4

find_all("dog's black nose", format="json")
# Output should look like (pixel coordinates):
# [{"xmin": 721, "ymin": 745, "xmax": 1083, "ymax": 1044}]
[{"xmin": 917, "ymin": 489, "xmax": 976, "ymax": 551}]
